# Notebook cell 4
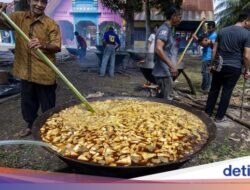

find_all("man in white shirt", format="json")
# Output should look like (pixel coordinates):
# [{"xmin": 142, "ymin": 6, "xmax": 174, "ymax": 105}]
[{"xmin": 139, "ymin": 25, "xmax": 159, "ymax": 86}]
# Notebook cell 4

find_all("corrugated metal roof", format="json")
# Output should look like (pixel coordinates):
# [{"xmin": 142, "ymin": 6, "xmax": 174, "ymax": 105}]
[{"xmin": 182, "ymin": 0, "xmax": 213, "ymax": 11}]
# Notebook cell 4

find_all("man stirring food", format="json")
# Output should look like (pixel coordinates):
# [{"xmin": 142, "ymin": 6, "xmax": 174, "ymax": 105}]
[{"xmin": 0, "ymin": 0, "xmax": 61, "ymax": 136}]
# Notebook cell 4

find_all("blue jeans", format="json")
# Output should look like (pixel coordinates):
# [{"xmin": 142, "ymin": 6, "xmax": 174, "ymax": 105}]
[
  {"xmin": 201, "ymin": 61, "xmax": 211, "ymax": 91},
  {"xmin": 100, "ymin": 46, "xmax": 116, "ymax": 76},
  {"xmin": 78, "ymin": 47, "xmax": 86, "ymax": 60}
]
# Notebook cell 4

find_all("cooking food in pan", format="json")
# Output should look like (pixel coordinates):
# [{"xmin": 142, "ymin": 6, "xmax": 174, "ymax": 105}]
[{"xmin": 41, "ymin": 99, "xmax": 209, "ymax": 167}]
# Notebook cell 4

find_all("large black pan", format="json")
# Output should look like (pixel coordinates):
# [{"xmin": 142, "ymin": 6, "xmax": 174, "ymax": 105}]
[{"xmin": 32, "ymin": 97, "xmax": 216, "ymax": 178}]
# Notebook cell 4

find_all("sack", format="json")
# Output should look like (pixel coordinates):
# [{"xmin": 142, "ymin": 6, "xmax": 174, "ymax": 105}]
[{"xmin": 212, "ymin": 55, "xmax": 223, "ymax": 72}]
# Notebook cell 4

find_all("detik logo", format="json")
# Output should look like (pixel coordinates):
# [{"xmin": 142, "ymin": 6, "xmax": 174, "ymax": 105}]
[{"xmin": 223, "ymin": 165, "xmax": 250, "ymax": 177}]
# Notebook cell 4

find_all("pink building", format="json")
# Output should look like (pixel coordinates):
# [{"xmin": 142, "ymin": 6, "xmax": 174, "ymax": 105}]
[
  {"xmin": 98, "ymin": 0, "xmax": 123, "ymax": 33},
  {"xmin": 46, "ymin": 0, "xmax": 74, "ymax": 45},
  {"xmin": 45, "ymin": 0, "xmax": 123, "ymax": 46}
]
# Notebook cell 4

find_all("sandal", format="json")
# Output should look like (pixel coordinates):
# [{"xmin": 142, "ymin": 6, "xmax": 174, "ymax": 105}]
[
  {"xmin": 214, "ymin": 117, "xmax": 227, "ymax": 123},
  {"xmin": 18, "ymin": 128, "xmax": 32, "ymax": 138}
]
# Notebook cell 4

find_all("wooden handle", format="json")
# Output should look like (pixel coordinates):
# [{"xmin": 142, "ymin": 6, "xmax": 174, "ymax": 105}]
[
  {"xmin": 177, "ymin": 18, "xmax": 206, "ymax": 66},
  {"xmin": 240, "ymin": 79, "xmax": 247, "ymax": 119}
]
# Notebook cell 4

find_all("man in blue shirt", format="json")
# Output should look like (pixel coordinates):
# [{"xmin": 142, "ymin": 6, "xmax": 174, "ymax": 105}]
[
  {"xmin": 200, "ymin": 22, "xmax": 217, "ymax": 92},
  {"xmin": 100, "ymin": 27, "xmax": 120, "ymax": 77}
]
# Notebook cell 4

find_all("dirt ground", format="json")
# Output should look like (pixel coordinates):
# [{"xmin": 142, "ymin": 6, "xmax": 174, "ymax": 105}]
[{"xmin": 0, "ymin": 51, "xmax": 249, "ymax": 175}]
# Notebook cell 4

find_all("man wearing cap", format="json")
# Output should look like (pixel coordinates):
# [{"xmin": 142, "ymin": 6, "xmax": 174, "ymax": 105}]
[{"xmin": 100, "ymin": 27, "xmax": 120, "ymax": 77}]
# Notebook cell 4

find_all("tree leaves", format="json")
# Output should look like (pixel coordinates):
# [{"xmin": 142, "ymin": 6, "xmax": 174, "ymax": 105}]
[{"xmin": 215, "ymin": 0, "xmax": 250, "ymax": 28}]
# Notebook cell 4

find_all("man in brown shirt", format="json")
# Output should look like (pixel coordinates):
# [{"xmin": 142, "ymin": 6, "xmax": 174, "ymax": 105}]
[{"xmin": 0, "ymin": 0, "xmax": 61, "ymax": 136}]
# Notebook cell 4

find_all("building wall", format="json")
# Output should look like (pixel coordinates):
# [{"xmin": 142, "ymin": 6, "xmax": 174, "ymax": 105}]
[
  {"xmin": 46, "ymin": 0, "xmax": 123, "ymax": 45},
  {"xmin": 49, "ymin": 0, "xmax": 73, "ymax": 23},
  {"xmin": 98, "ymin": 0, "xmax": 123, "ymax": 27}
]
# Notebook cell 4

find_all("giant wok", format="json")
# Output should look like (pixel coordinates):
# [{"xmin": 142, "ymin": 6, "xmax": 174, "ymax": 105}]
[{"xmin": 32, "ymin": 97, "xmax": 216, "ymax": 178}]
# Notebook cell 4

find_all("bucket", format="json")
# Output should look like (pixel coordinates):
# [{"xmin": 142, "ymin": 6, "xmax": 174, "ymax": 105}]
[{"xmin": 0, "ymin": 70, "xmax": 9, "ymax": 85}]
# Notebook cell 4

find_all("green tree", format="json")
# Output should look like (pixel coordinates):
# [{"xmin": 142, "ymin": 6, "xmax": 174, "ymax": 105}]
[
  {"xmin": 101, "ymin": 0, "xmax": 183, "ymax": 49},
  {"xmin": 153, "ymin": 0, "xmax": 183, "ymax": 17},
  {"xmin": 101, "ymin": 0, "xmax": 143, "ymax": 49},
  {"xmin": 145, "ymin": 0, "xmax": 182, "ymax": 48},
  {"xmin": 145, "ymin": 0, "xmax": 150, "ymax": 48},
  {"xmin": 215, "ymin": 0, "xmax": 250, "ymax": 28},
  {"xmin": 14, "ymin": 0, "xmax": 29, "ymax": 11}
]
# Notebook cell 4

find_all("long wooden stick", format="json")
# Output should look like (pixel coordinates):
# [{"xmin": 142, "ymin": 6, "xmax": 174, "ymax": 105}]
[
  {"xmin": 240, "ymin": 79, "xmax": 247, "ymax": 119},
  {"xmin": 179, "ymin": 70, "xmax": 197, "ymax": 95},
  {"xmin": 177, "ymin": 90, "xmax": 250, "ymax": 129},
  {"xmin": 177, "ymin": 18, "xmax": 206, "ymax": 67},
  {"xmin": 0, "ymin": 10, "xmax": 95, "ymax": 112},
  {"xmin": 174, "ymin": 18, "xmax": 206, "ymax": 94}
]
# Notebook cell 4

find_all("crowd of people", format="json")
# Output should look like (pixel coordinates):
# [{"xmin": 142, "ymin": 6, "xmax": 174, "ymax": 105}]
[
  {"xmin": 0, "ymin": 0, "xmax": 249, "ymax": 137},
  {"xmin": 139, "ymin": 6, "xmax": 250, "ymax": 123}
]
